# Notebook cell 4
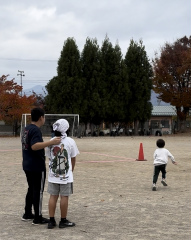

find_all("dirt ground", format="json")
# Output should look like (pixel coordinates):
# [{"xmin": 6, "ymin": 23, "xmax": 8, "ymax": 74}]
[{"xmin": 0, "ymin": 134, "xmax": 191, "ymax": 240}]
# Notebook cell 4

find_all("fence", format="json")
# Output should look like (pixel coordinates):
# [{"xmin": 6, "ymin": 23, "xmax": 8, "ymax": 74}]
[{"xmin": 0, "ymin": 125, "xmax": 13, "ymax": 136}]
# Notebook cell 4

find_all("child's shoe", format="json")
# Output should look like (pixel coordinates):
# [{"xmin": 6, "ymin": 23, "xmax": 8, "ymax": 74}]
[
  {"xmin": 152, "ymin": 184, "xmax": 156, "ymax": 191},
  {"xmin": 161, "ymin": 179, "xmax": 168, "ymax": 186},
  {"xmin": 48, "ymin": 220, "xmax": 56, "ymax": 229},
  {"xmin": 59, "ymin": 219, "xmax": 75, "ymax": 228}
]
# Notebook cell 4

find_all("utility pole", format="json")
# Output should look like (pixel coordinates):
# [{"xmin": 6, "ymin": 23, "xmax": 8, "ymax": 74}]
[{"xmin": 17, "ymin": 70, "xmax": 25, "ymax": 97}]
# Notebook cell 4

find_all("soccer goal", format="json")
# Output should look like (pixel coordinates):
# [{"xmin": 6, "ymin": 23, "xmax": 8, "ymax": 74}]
[{"xmin": 20, "ymin": 114, "xmax": 79, "ymax": 137}]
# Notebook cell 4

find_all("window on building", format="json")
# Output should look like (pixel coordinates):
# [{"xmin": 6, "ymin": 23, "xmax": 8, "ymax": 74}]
[
  {"xmin": 150, "ymin": 120, "xmax": 159, "ymax": 128},
  {"xmin": 151, "ymin": 120, "xmax": 170, "ymax": 128},
  {"xmin": 161, "ymin": 120, "xmax": 169, "ymax": 128}
]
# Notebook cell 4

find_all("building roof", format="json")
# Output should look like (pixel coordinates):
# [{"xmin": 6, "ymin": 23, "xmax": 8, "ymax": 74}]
[{"xmin": 152, "ymin": 106, "xmax": 177, "ymax": 116}]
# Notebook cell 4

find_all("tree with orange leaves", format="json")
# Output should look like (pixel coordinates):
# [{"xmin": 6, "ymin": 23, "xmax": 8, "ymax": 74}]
[
  {"xmin": 152, "ymin": 36, "xmax": 191, "ymax": 132},
  {"xmin": 0, "ymin": 75, "xmax": 37, "ymax": 136}
]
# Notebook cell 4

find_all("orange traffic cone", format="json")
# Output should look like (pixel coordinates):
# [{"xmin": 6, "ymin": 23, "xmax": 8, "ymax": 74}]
[{"xmin": 136, "ymin": 143, "xmax": 147, "ymax": 161}]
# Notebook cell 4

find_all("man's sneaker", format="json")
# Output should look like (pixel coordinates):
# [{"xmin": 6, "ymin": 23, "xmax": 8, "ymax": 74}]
[
  {"xmin": 32, "ymin": 217, "xmax": 49, "ymax": 225},
  {"xmin": 161, "ymin": 179, "xmax": 168, "ymax": 186},
  {"xmin": 48, "ymin": 221, "xmax": 57, "ymax": 229},
  {"xmin": 21, "ymin": 213, "xmax": 34, "ymax": 221},
  {"xmin": 152, "ymin": 184, "xmax": 156, "ymax": 191},
  {"xmin": 59, "ymin": 219, "xmax": 75, "ymax": 228}
]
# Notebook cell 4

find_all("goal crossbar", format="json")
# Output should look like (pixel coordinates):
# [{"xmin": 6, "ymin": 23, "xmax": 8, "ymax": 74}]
[{"xmin": 21, "ymin": 113, "xmax": 79, "ymax": 137}]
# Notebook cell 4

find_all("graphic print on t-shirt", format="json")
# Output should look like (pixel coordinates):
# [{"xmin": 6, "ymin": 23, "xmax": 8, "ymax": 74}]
[
  {"xmin": 21, "ymin": 130, "xmax": 29, "ymax": 150},
  {"xmin": 50, "ymin": 144, "xmax": 69, "ymax": 180}
]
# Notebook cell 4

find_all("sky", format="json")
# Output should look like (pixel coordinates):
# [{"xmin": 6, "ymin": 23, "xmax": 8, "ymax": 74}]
[{"xmin": 1, "ymin": 0, "xmax": 190, "ymax": 91}]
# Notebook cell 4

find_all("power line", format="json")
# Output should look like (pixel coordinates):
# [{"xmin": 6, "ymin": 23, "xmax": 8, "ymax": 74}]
[
  {"xmin": 0, "ymin": 57, "xmax": 57, "ymax": 62},
  {"xmin": 19, "ymin": 80, "xmax": 50, "ymax": 82}
]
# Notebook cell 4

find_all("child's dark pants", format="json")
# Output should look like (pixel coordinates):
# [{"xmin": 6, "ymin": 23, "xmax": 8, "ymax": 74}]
[{"xmin": 153, "ymin": 164, "xmax": 166, "ymax": 184}]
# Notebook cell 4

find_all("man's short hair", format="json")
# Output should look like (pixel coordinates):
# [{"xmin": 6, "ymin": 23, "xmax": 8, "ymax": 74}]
[{"xmin": 31, "ymin": 108, "xmax": 45, "ymax": 122}]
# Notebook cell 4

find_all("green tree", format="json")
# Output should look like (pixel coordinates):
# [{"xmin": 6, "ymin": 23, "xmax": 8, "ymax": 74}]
[
  {"xmin": 45, "ymin": 38, "xmax": 83, "ymax": 114},
  {"xmin": 124, "ymin": 39, "xmax": 153, "ymax": 135},
  {"xmin": 99, "ymin": 36, "xmax": 113, "ymax": 122},
  {"xmin": 110, "ymin": 43, "xmax": 130, "ymax": 123},
  {"xmin": 100, "ymin": 36, "xmax": 130, "ymax": 127},
  {"xmin": 152, "ymin": 36, "xmax": 191, "ymax": 132},
  {"xmin": 81, "ymin": 37, "xmax": 102, "ymax": 126}
]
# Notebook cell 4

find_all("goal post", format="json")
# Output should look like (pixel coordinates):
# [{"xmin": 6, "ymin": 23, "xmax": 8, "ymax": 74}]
[{"xmin": 20, "ymin": 114, "xmax": 79, "ymax": 137}]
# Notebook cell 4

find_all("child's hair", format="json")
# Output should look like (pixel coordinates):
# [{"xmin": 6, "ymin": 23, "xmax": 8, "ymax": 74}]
[
  {"xmin": 54, "ymin": 129, "xmax": 70, "ymax": 137},
  {"xmin": 54, "ymin": 130, "xmax": 62, "ymax": 137},
  {"xmin": 156, "ymin": 139, "xmax": 165, "ymax": 148},
  {"xmin": 31, "ymin": 108, "xmax": 45, "ymax": 122}
]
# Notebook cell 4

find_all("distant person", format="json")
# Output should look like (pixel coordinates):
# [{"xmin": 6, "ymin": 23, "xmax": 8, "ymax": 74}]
[
  {"xmin": 45, "ymin": 119, "xmax": 79, "ymax": 229},
  {"xmin": 21, "ymin": 107, "xmax": 61, "ymax": 225},
  {"xmin": 129, "ymin": 129, "xmax": 132, "ymax": 136},
  {"xmin": 152, "ymin": 139, "xmax": 177, "ymax": 191}
]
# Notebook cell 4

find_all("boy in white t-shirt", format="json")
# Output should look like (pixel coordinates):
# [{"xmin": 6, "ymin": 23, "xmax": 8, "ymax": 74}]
[
  {"xmin": 152, "ymin": 139, "xmax": 177, "ymax": 191},
  {"xmin": 45, "ymin": 119, "xmax": 79, "ymax": 229}
]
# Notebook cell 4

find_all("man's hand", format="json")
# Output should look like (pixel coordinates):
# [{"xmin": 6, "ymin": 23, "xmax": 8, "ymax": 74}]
[
  {"xmin": 31, "ymin": 137, "xmax": 61, "ymax": 151},
  {"xmin": 51, "ymin": 137, "xmax": 61, "ymax": 145}
]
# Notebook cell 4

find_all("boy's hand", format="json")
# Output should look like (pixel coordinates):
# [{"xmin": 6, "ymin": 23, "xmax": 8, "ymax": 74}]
[
  {"xmin": 173, "ymin": 162, "xmax": 177, "ymax": 165},
  {"xmin": 51, "ymin": 137, "xmax": 61, "ymax": 145}
]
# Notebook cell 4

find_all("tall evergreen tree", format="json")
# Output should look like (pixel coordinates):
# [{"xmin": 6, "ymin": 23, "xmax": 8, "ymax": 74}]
[
  {"xmin": 100, "ymin": 36, "xmax": 130, "ymax": 125},
  {"xmin": 100, "ymin": 36, "xmax": 114, "ymax": 122},
  {"xmin": 81, "ymin": 38, "xmax": 102, "ymax": 125},
  {"xmin": 124, "ymin": 39, "xmax": 153, "ymax": 135},
  {"xmin": 45, "ymin": 38, "xmax": 83, "ymax": 114}
]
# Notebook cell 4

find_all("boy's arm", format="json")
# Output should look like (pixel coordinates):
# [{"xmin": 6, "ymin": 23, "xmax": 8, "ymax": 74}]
[
  {"xmin": 71, "ymin": 157, "xmax": 76, "ymax": 172},
  {"xmin": 168, "ymin": 150, "xmax": 177, "ymax": 164},
  {"xmin": 31, "ymin": 137, "xmax": 61, "ymax": 151}
]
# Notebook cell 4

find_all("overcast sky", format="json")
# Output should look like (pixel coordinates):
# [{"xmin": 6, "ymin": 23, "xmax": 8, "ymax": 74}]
[{"xmin": 1, "ymin": 0, "xmax": 190, "ymax": 90}]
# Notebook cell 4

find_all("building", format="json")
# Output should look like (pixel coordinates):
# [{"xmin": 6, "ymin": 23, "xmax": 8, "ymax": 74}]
[{"xmin": 149, "ymin": 106, "xmax": 177, "ymax": 135}]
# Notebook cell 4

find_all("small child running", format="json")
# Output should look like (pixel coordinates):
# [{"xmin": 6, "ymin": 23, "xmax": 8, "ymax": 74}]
[{"xmin": 152, "ymin": 139, "xmax": 177, "ymax": 191}]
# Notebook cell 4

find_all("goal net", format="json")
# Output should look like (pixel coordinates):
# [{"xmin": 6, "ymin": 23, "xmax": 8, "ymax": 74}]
[{"xmin": 20, "ymin": 114, "xmax": 79, "ymax": 137}]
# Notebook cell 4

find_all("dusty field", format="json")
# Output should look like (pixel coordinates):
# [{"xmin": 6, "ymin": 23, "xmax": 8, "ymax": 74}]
[{"xmin": 0, "ymin": 135, "xmax": 191, "ymax": 240}]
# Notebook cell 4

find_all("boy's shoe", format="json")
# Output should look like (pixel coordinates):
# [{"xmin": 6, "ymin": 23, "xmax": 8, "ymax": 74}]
[
  {"xmin": 161, "ymin": 179, "xmax": 168, "ymax": 186},
  {"xmin": 32, "ymin": 217, "xmax": 49, "ymax": 225},
  {"xmin": 59, "ymin": 219, "xmax": 75, "ymax": 228},
  {"xmin": 152, "ymin": 184, "xmax": 156, "ymax": 191},
  {"xmin": 21, "ymin": 213, "xmax": 34, "ymax": 221},
  {"xmin": 48, "ymin": 221, "xmax": 57, "ymax": 229}
]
